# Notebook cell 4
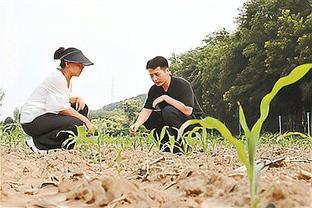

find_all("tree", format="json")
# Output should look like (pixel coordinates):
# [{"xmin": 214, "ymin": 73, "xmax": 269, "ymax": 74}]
[
  {"xmin": 169, "ymin": 0, "xmax": 312, "ymax": 133},
  {"xmin": 122, "ymin": 99, "xmax": 142, "ymax": 124}
]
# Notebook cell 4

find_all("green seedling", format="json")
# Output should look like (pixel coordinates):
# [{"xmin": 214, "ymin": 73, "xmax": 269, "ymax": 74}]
[
  {"xmin": 61, "ymin": 126, "xmax": 96, "ymax": 154},
  {"xmin": 165, "ymin": 133, "xmax": 176, "ymax": 153},
  {"xmin": 148, "ymin": 126, "xmax": 169, "ymax": 151},
  {"xmin": 0, "ymin": 124, "xmax": 26, "ymax": 149},
  {"xmin": 276, "ymin": 131, "xmax": 312, "ymax": 146},
  {"xmin": 110, "ymin": 144, "xmax": 124, "ymax": 173}
]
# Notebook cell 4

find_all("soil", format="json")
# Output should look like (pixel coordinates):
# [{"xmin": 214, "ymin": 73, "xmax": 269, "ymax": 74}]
[{"xmin": 0, "ymin": 145, "xmax": 311, "ymax": 208}]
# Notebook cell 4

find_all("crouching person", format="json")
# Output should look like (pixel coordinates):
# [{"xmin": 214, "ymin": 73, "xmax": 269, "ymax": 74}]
[
  {"xmin": 129, "ymin": 56, "xmax": 205, "ymax": 153},
  {"xmin": 20, "ymin": 47, "xmax": 94, "ymax": 153}
]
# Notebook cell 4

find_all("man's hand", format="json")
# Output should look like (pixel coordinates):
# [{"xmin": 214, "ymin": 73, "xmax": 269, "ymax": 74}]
[
  {"xmin": 152, "ymin": 95, "xmax": 169, "ymax": 108},
  {"xmin": 75, "ymin": 97, "xmax": 86, "ymax": 112},
  {"xmin": 129, "ymin": 123, "xmax": 139, "ymax": 135}
]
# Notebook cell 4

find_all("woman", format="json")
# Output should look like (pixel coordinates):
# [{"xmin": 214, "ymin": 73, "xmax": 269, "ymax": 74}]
[{"xmin": 20, "ymin": 47, "xmax": 94, "ymax": 153}]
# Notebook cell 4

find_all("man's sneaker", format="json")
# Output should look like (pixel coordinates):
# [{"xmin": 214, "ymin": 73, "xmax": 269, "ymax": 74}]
[{"xmin": 25, "ymin": 137, "xmax": 48, "ymax": 154}]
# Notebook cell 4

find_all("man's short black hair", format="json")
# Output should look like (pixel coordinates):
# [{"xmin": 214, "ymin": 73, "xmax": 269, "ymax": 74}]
[{"xmin": 146, "ymin": 56, "xmax": 169, "ymax": 69}]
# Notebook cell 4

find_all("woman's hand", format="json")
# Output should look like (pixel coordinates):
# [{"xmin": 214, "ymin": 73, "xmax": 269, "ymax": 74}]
[
  {"xmin": 85, "ymin": 120, "xmax": 94, "ymax": 134},
  {"xmin": 75, "ymin": 97, "xmax": 85, "ymax": 112}
]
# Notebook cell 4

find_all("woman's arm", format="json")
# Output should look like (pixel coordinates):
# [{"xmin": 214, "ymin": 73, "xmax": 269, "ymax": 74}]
[{"xmin": 59, "ymin": 108, "xmax": 93, "ymax": 132}]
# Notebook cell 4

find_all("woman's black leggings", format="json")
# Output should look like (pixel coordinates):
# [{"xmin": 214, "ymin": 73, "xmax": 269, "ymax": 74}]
[{"xmin": 21, "ymin": 105, "xmax": 88, "ymax": 150}]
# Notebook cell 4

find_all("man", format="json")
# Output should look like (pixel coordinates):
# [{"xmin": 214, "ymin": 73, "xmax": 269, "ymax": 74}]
[{"xmin": 130, "ymin": 56, "xmax": 205, "ymax": 152}]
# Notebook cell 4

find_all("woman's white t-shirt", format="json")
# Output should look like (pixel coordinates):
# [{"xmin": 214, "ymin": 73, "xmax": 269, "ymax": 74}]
[{"xmin": 20, "ymin": 70, "xmax": 72, "ymax": 124}]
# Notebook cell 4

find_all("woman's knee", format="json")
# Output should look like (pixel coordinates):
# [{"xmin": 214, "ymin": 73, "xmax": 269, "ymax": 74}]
[
  {"xmin": 70, "ymin": 103, "xmax": 89, "ymax": 117},
  {"xmin": 59, "ymin": 117, "xmax": 84, "ymax": 135},
  {"xmin": 70, "ymin": 116, "xmax": 84, "ymax": 126},
  {"xmin": 80, "ymin": 104, "xmax": 89, "ymax": 116}
]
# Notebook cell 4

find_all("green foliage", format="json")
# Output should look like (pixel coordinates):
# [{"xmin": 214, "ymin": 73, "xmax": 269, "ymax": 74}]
[
  {"xmin": 61, "ymin": 126, "xmax": 96, "ymax": 152},
  {"xmin": 275, "ymin": 131, "xmax": 312, "ymax": 146},
  {"xmin": 0, "ymin": 123, "xmax": 26, "ymax": 149},
  {"xmin": 90, "ymin": 95, "xmax": 146, "ymax": 136},
  {"xmin": 170, "ymin": 1, "xmax": 312, "ymax": 132},
  {"xmin": 122, "ymin": 99, "xmax": 142, "ymax": 124},
  {"xmin": 166, "ymin": 133, "xmax": 176, "ymax": 154},
  {"xmin": 108, "ymin": 143, "xmax": 124, "ymax": 173},
  {"xmin": 150, "ymin": 126, "xmax": 169, "ymax": 151}
]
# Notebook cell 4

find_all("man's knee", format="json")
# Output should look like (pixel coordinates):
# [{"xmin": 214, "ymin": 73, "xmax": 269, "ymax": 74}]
[
  {"xmin": 143, "ymin": 111, "xmax": 163, "ymax": 131},
  {"xmin": 162, "ymin": 105, "xmax": 186, "ymax": 127},
  {"xmin": 162, "ymin": 105, "xmax": 179, "ymax": 118}
]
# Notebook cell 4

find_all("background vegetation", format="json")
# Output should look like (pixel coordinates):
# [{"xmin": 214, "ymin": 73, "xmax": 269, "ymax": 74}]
[
  {"xmin": 169, "ymin": 0, "xmax": 312, "ymax": 134},
  {"xmin": 89, "ymin": 94, "xmax": 146, "ymax": 136}
]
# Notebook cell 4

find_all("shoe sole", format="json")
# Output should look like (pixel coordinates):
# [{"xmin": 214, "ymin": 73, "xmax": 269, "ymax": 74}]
[{"xmin": 25, "ymin": 139, "xmax": 48, "ymax": 154}]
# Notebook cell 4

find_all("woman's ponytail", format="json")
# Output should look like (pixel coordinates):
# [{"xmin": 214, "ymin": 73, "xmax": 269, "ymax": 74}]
[{"xmin": 54, "ymin": 47, "xmax": 65, "ymax": 60}]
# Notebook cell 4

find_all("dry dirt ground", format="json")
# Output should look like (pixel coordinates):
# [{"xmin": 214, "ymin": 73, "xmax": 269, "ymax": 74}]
[{"xmin": 0, "ymin": 145, "xmax": 311, "ymax": 208}]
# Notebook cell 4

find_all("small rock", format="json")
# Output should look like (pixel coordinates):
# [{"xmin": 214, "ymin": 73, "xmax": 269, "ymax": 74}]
[
  {"xmin": 266, "ymin": 203, "xmax": 276, "ymax": 208},
  {"xmin": 272, "ymin": 187, "xmax": 285, "ymax": 201},
  {"xmin": 24, "ymin": 188, "xmax": 39, "ymax": 195},
  {"xmin": 297, "ymin": 170, "xmax": 312, "ymax": 180}
]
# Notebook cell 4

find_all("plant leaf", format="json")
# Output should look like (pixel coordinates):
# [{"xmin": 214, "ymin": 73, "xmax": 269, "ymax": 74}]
[
  {"xmin": 251, "ymin": 64, "xmax": 312, "ymax": 139},
  {"xmin": 199, "ymin": 117, "xmax": 250, "ymax": 170}
]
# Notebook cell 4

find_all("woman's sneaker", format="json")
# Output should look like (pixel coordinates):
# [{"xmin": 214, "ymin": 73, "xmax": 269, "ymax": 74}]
[{"xmin": 25, "ymin": 137, "xmax": 48, "ymax": 154}]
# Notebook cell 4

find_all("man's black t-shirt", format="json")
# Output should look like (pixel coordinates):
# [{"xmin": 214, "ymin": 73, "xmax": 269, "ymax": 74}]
[{"xmin": 144, "ymin": 76, "xmax": 205, "ymax": 118}]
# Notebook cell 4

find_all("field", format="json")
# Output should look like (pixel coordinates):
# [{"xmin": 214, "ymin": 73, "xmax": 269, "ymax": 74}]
[
  {"xmin": 1, "ymin": 64, "xmax": 311, "ymax": 208},
  {"xmin": 0, "ymin": 126, "xmax": 311, "ymax": 208}
]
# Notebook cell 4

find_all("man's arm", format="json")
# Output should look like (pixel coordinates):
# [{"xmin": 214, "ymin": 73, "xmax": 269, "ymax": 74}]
[
  {"xmin": 153, "ymin": 95, "xmax": 193, "ymax": 116},
  {"xmin": 129, "ymin": 108, "xmax": 152, "ymax": 134}
]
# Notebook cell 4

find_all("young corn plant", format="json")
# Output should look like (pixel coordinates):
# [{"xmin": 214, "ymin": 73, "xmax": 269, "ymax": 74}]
[
  {"xmin": 179, "ymin": 127, "xmax": 203, "ymax": 154},
  {"xmin": 0, "ymin": 124, "xmax": 26, "ymax": 149},
  {"xmin": 148, "ymin": 126, "xmax": 170, "ymax": 151},
  {"xmin": 107, "ymin": 143, "xmax": 124, "ymax": 173},
  {"xmin": 192, "ymin": 127, "xmax": 210, "ymax": 152},
  {"xmin": 165, "ymin": 133, "xmax": 176, "ymax": 153},
  {"xmin": 277, "ymin": 131, "xmax": 312, "ymax": 146},
  {"xmin": 178, "ymin": 64, "xmax": 312, "ymax": 208},
  {"xmin": 131, "ymin": 135, "xmax": 141, "ymax": 150},
  {"xmin": 61, "ymin": 126, "xmax": 96, "ymax": 154},
  {"xmin": 145, "ymin": 130, "xmax": 156, "ymax": 152},
  {"xmin": 180, "ymin": 131, "xmax": 195, "ymax": 154}
]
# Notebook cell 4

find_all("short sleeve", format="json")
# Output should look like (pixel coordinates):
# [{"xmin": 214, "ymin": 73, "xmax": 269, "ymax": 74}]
[
  {"xmin": 143, "ymin": 87, "xmax": 156, "ymax": 110},
  {"xmin": 46, "ymin": 93, "xmax": 71, "ymax": 112},
  {"xmin": 177, "ymin": 80, "xmax": 194, "ymax": 107},
  {"xmin": 44, "ymin": 72, "xmax": 71, "ymax": 112}
]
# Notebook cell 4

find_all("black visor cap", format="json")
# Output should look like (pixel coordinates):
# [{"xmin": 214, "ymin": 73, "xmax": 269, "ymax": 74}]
[{"xmin": 63, "ymin": 50, "xmax": 94, "ymax": 66}]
